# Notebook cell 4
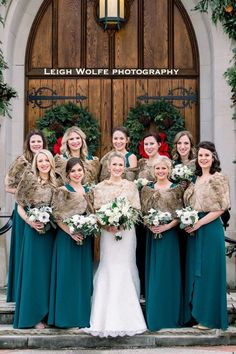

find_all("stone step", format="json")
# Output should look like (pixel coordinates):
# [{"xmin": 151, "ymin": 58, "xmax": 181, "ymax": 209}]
[{"xmin": 0, "ymin": 325, "xmax": 236, "ymax": 350}]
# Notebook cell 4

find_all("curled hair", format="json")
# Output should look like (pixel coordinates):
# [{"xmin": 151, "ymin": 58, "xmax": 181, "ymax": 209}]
[
  {"xmin": 172, "ymin": 130, "xmax": 196, "ymax": 161},
  {"xmin": 112, "ymin": 126, "xmax": 129, "ymax": 138},
  {"xmin": 32, "ymin": 149, "xmax": 58, "ymax": 187},
  {"xmin": 108, "ymin": 151, "xmax": 125, "ymax": 165},
  {"xmin": 23, "ymin": 130, "xmax": 47, "ymax": 163},
  {"xmin": 195, "ymin": 141, "xmax": 221, "ymax": 176},
  {"xmin": 66, "ymin": 157, "xmax": 85, "ymax": 175},
  {"xmin": 143, "ymin": 132, "xmax": 161, "ymax": 144},
  {"xmin": 60, "ymin": 126, "xmax": 88, "ymax": 160},
  {"xmin": 154, "ymin": 156, "xmax": 173, "ymax": 179}
]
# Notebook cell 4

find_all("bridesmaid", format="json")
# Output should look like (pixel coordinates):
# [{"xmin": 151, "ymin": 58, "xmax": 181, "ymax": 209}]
[
  {"xmin": 172, "ymin": 130, "xmax": 196, "ymax": 170},
  {"xmin": 183, "ymin": 141, "xmax": 230, "ymax": 330},
  {"xmin": 55, "ymin": 126, "xmax": 99, "ymax": 184},
  {"xmin": 171, "ymin": 130, "xmax": 196, "ymax": 295},
  {"xmin": 99, "ymin": 126, "xmax": 137, "ymax": 181},
  {"xmin": 136, "ymin": 132, "xmax": 162, "ymax": 295},
  {"xmin": 137, "ymin": 132, "xmax": 162, "ymax": 181},
  {"xmin": 48, "ymin": 157, "xmax": 93, "ymax": 328},
  {"xmin": 5, "ymin": 130, "xmax": 47, "ymax": 302},
  {"xmin": 13, "ymin": 150, "xmax": 57, "ymax": 329},
  {"xmin": 141, "ymin": 156, "xmax": 184, "ymax": 330}
]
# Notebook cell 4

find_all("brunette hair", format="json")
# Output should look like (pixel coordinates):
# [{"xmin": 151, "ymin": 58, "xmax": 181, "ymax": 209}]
[
  {"xmin": 60, "ymin": 126, "xmax": 88, "ymax": 160},
  {"xmin": 66, "ymin": 157, "xmax": 85, "ymax": 175},
  {"xmin": 195, "ymin": 141, "xmax": 221, "ymax": 176},
  {"xmin": 112, "ymin": 126, "xmax": 130, "ymax": 138},
  {"xmin": 143, "ymin": 132, "xmax": 161, "ymax": 144},
  {"xmin": 32, "ymin": 149, "xmax": 58, "ymax": 187},
  {"xmin": 172, "ymin": 130, "xmax": 196, "ymax": 161},
  {"xmin": 23, "ymin": 130, "xmax": 47, "ymax": 163}
]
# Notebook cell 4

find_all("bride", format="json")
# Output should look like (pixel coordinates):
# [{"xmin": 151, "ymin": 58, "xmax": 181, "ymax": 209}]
[{"xmin": 84, "ymin": 151, "xmax": 147, "ymax": 337}]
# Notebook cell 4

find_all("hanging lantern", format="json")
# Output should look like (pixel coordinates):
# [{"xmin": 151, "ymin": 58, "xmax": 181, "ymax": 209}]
[{"xmin": 98, "ymin": 0, "xmax": 126, "ymax": 30}]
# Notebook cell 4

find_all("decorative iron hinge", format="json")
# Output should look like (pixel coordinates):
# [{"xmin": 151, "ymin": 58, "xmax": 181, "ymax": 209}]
[
  {"xmin": 27, "ymin": 87, "xmax": 87, "ymax": 109},
  {"xmin": 137, "ymin": 87, "xmax": 198, "ymax": 109}
]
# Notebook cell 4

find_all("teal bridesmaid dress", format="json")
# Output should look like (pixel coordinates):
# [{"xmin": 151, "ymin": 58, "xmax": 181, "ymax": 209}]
[
  {"xmin": 145, "ymin": 226, "xmax": 182, "ymax": 330},
  {"xmin": 7, "ymin": 203, "xmax": 25, "ymax": 302},
  {"xmin": 48, "ymin": 184, "xmax": 93, "ymax": 328},
  {"xmin": 184, "ymin": 212, "xmax": 228, "ymax": 330},
  {"xmin": 13, "ymin": 224, "xmax": 55, "ymax": 328}
]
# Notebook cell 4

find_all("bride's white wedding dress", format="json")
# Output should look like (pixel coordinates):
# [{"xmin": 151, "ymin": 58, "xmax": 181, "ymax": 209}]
[{"xmin": 84, "ymin": 179, "xmax": 147, "ymax": 338}]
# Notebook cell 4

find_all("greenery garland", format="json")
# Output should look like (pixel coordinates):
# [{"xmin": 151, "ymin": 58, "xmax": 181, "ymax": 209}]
[
  {"xmin": 124, "ymin": 100, "xmax": 185, "ymax": 157},
  {"xmin": 36, "ymin": 102, "xmax": 100, "ymax": 155}
]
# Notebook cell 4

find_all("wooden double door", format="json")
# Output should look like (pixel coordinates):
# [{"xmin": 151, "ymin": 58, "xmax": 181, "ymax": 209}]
[{"xmin": 26, "ymin": 0, "xmax": 199, "ymax": 156}]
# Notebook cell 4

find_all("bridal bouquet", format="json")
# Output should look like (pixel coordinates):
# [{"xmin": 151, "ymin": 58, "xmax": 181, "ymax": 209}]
[
  {"xmin": 63, "ymin": 214, "xmax": 99, "ymax": 245},
  {"xmin": 96, "ymin": 196, "xmax": 140, "ymax": 241},
  {"xmin": 176, "ymin": 206, "xmax": 199, "ymax": 236},
  {"xmin": 26, "ymin": 205, "xmax": 55, "ymax": 234},
  {"xmin": 134, "ymin": 178, "xmax": 150, "ymax": 190},
  {"xmin": 143, "ymin": 208, "xmax": 172, "ymax": 239},
  {"xmin": 171, "ymin": 164, "xmax": 194, "ymax": 182}
]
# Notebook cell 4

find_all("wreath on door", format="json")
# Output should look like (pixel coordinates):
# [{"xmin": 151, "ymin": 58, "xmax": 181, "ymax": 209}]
[
  {"xmin": 36, "ymin": 102, "xmax": 100, "ymax": 155},
  {"xmin": 124, "ymin": 100, "xmax": 185, "ymax": 158}
]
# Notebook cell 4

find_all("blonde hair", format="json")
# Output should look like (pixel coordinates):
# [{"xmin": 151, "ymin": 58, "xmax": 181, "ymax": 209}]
[
  {"xmin": 32, "ymin": 149, "xmax": 58, "ymax": 187},
  {"xmin": 172, "ymin": 130, "xmax": 196, "ymax": 161},
  {"xmin": 108, "ymin": 151, "xmax": 125, "ymax": 165},
  {"xmin": 154, "ymin": 156, "xmax": 172, "ymax": 179},
  {"xmin": 60, "ymin": 126, "xmax": 88, "ymax": 160}
]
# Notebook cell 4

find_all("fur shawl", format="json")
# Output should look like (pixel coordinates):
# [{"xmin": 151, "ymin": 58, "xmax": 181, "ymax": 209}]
[
  {"xmin": 184, "ymin": 172, "xmax": 230, "ymax": 212},
  {"xmin": 6, "ymin": 155, "xmax": 31, "ymax": 189},
  {"xmin": 137, "ymin": 158, "xmax": 156, "ymax": 182},
  {"xmin": 16, "ymin": 169, "xmax": 55, "ymax": 207},
  {"xmin": 93, "ymin": 179, "xmax": 141, "ymax": 210},
  {"xmin": 54, "ymin": 154, "xmax": 100, "ymax": 184},
  {"xmin": 52, "ymin": 188, "xmax": 93, "ymax": 221},
  {"xmin": 141, "ymin": 184, "xmax": 185, "ymax": 218}
]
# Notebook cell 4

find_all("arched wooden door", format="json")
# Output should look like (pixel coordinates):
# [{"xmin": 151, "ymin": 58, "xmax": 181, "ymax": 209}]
[{"xmin": 25, "ymin": 0, "xmax": 199, "ymax": 156}]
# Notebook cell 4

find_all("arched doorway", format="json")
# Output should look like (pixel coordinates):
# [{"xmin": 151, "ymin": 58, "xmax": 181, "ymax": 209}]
[{"xmin": 25, "ymin": 0, "xmax": 199, "ymax": 156}]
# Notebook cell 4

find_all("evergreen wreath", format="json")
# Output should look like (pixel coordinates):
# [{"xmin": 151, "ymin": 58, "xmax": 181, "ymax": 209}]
[
  {"xmin": 124, "ymin": 100, "xmax": 185, "ymax": 157},
  {"xmin": 36, "ymin": 102, "xmax": 100, "ymax": 155}
]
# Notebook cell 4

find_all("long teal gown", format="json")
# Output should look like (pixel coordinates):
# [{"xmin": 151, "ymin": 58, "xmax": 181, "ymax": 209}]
[
  {"xmin": 7, "ymin": 203, "xmax": 25, "ymax": 302},
  {"xmin": 184, "ymin": 213, "xmax": 228, "ymax": 329},
  {"xmin": 48, "ymin": 184, "xmax": 93, "ymax": 328},
  {"xmin": 13, "ymin": 224, "xmax": 55, "ymax": 328},
  {"xmin": 143, "ymin": 184, "xmax": 182, "ymax": 331}
]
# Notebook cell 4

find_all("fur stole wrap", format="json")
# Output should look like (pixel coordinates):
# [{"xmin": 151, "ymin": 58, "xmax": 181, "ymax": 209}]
[
  {"xmin": 184, "ymin": 172, "xmax": 230, "ymax": 212},
  {"xmin": 141, "ymin": 184, "xmax": 185, "ymax": 218},
  {"xmin": 54, "ymin": 154, "xmax": 99, "ymax": 184},
  {"xmin": 137, "ymin": 158, "xmax": 156, "ymax": 182},
  {"xmin": 52, "ymin": 188, "xmax": 93, "ymax": 221},
  {"xmin": 16, "ymin": 169, "xmax": 55, "ymax": 207},
  {"xmin": 93, "ymin": 179, "xmax": 141, "ymax": 210},
  {"xmin": 6, "ymin": 155, "xmax": 31, "ymax": 189}
]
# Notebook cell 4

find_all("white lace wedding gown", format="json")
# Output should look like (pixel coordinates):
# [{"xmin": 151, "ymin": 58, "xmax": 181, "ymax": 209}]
[{"xmin": 84, "ymin": 179, "xmax": 147, "ymax": 337}]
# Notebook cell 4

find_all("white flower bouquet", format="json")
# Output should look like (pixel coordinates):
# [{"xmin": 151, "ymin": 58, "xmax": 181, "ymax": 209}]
[
  {"xmin": 143, "ymin": 208, "xmax": 172, "ymax": 239},
  {"xmin": 96, "ymin": 196, "xmax": 140, "ymax": 241},
  {"xmin": 26, "ymin": 205, "xmax": 55, "ymax": 234},
  {"xmin": 134, "ymin": 178, "xmax": 151, "ymax": 190},
  {"xmin": 176, "ymin": 206, "xmax": 199, "ymax": 236},
  {"xmin": 63, "ymin": 214, "xmax": 99, "ymax": 245},
  {"xmin": 171, "ymin": 164, "xmax": 194, "ymax": 182}
]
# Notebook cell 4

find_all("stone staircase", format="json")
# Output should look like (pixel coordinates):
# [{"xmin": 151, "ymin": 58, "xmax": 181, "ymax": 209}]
[{"xmin": 1, "ymin": 288, "xmax": 236, "ymax": 350}]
